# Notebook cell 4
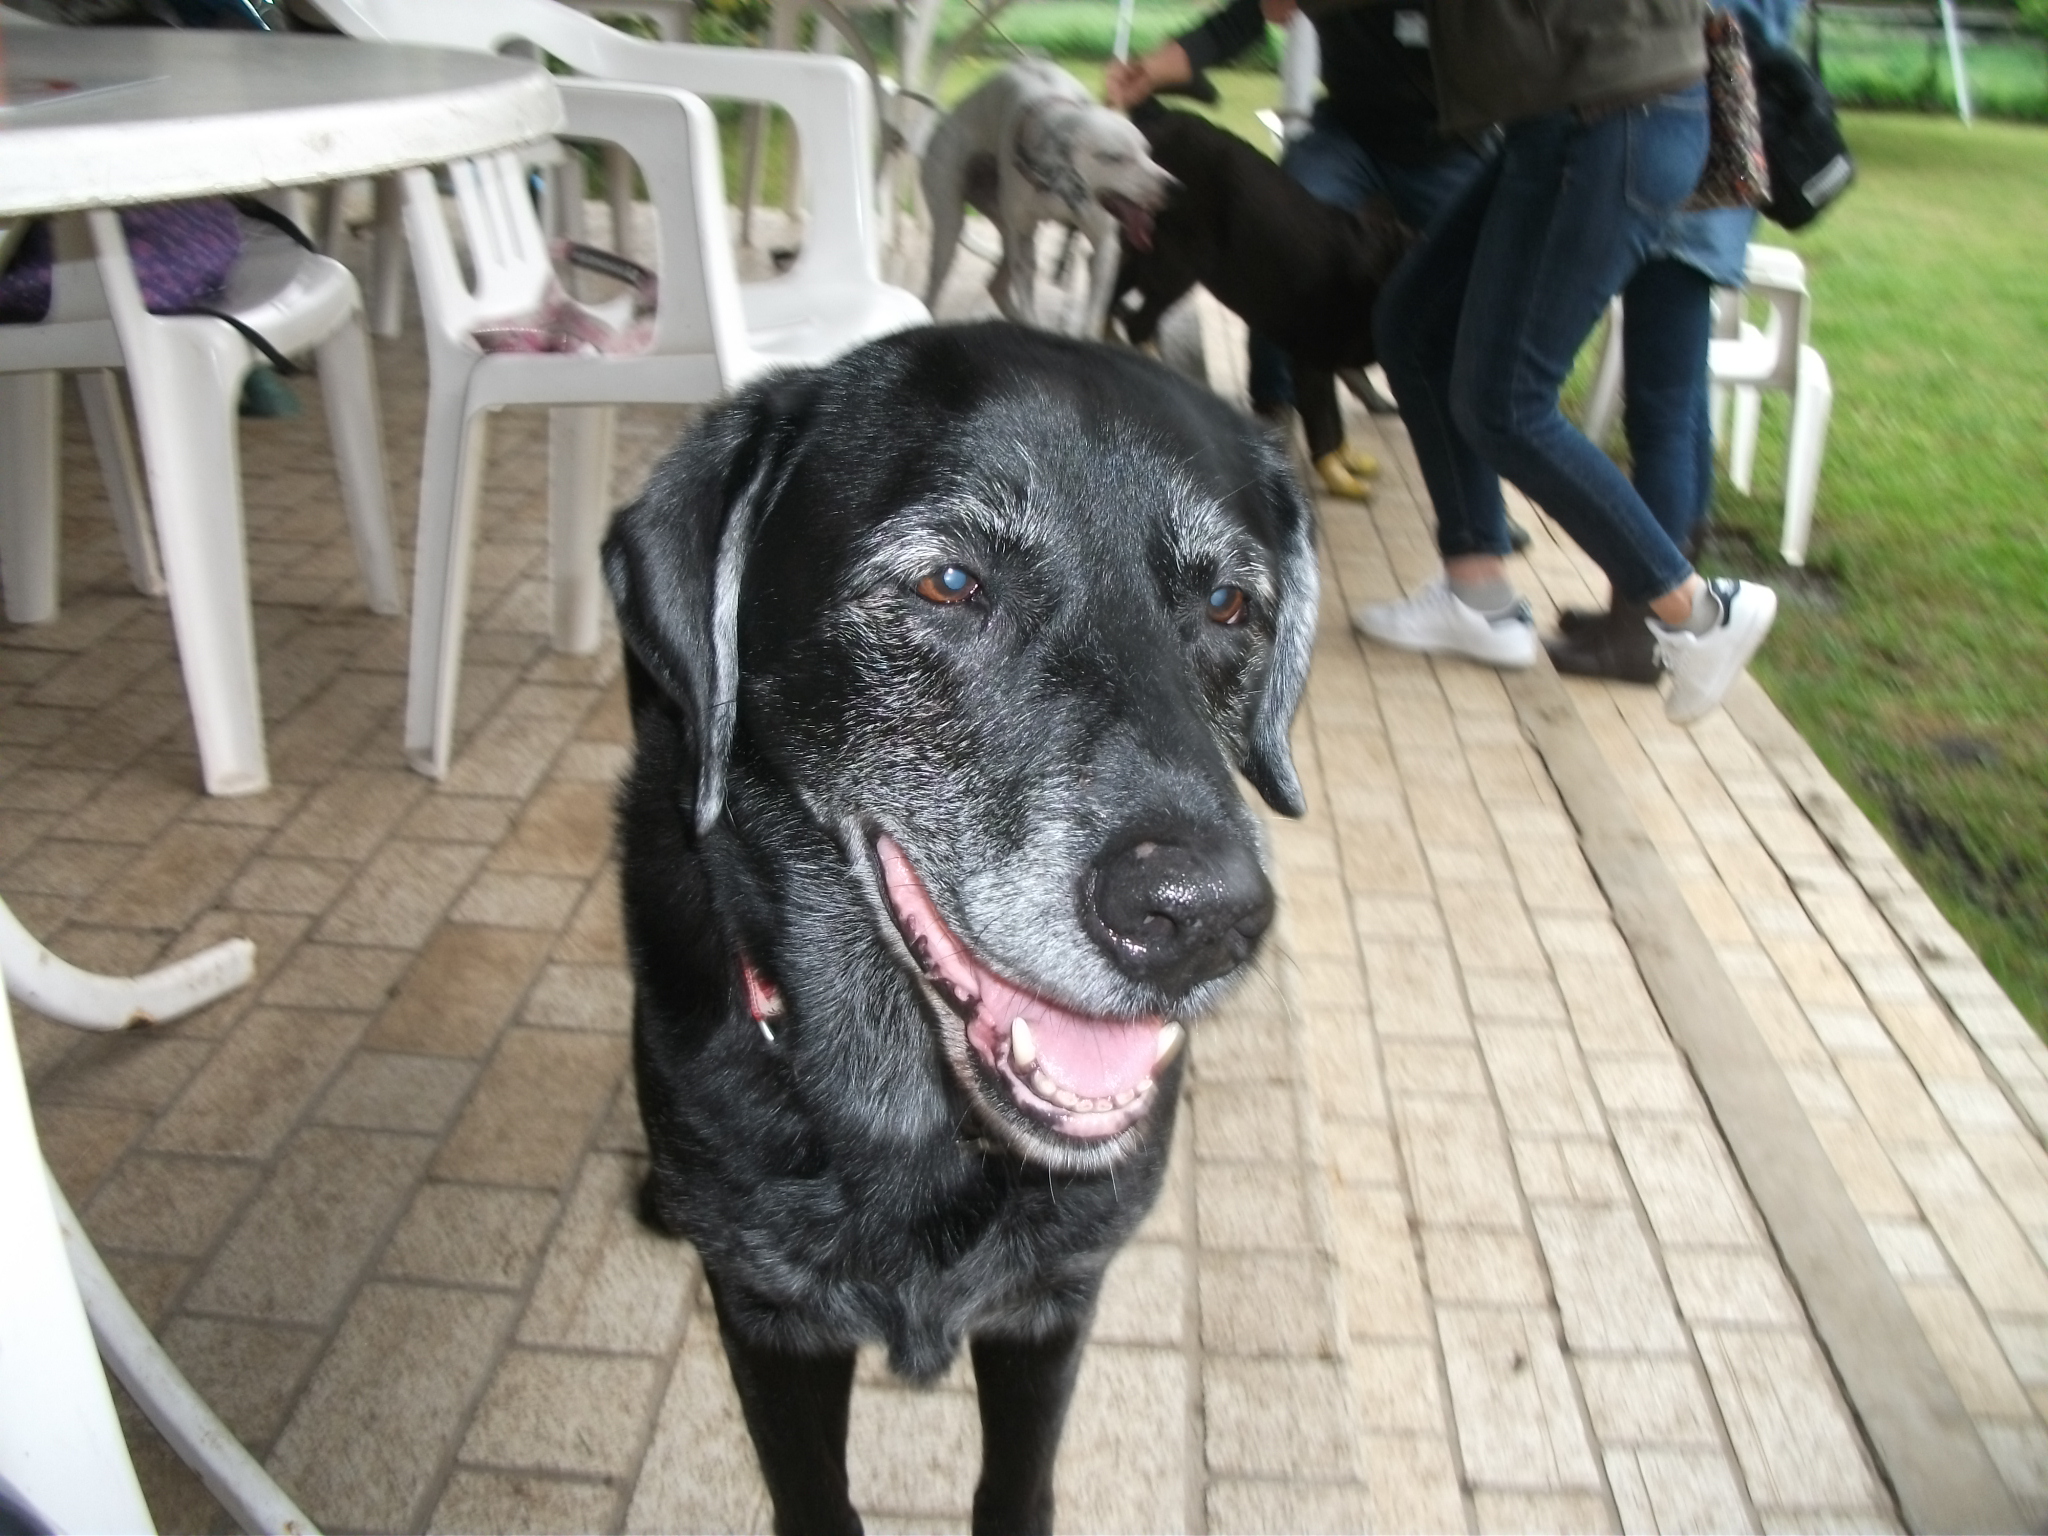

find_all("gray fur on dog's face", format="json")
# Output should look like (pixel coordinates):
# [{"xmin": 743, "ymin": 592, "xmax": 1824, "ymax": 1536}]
[
  {"xmin": 770, "ymin": 401, "xmax": 1299, "ymax": 1165},
  {"xmin": 607, "ymin": 324, "xmax": 1315, "ymax": 1174}
]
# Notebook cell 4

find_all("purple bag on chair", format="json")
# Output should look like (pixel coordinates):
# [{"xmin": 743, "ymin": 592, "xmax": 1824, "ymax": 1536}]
[{"xmin": 0, "ymin": 198, "xmax": 243, "ymax": 322}]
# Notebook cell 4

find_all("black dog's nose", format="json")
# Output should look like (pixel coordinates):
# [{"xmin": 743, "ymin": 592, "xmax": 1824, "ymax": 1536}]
[{"xmin": 1085, "ymin": 832, "xmax": 1274, "ymax": 992}]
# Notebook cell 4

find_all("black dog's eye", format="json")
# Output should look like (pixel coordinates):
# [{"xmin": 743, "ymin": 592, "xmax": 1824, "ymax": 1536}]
[
  {"xmin": 916, "ymin": 565, "xmax": 981, "ymax": 605},
  {"xmin": 1206, "ymin": 585, "xmax": 1248, "ymax": 625}
]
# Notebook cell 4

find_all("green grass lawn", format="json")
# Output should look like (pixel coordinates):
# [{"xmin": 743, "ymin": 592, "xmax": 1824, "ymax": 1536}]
[
  {"xmin": 1698, "ymin": 111, "xmax": 2048, "ymax": 1030},
  {"xmin": 1820, "ymin": 16, "xmax": 2048, "ymax": 119}
]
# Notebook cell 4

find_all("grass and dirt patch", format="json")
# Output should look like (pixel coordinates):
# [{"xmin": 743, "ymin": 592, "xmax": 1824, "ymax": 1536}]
[{"xmin": 1696, "ymin": 111, "xmax": 2048, "ymax": 1029}]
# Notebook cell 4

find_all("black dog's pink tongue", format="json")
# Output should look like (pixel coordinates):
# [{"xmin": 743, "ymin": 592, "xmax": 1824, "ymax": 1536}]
[
  {"xmin": 977, "ymin": 973, "xmax": 1161, "ymax": 1100},
  {"xmin": 877, "ymin": 835, "xmax": 1164, "ymax": 1102}
]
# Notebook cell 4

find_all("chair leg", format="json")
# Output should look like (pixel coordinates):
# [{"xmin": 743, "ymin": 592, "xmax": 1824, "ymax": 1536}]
[
  {"xmin": 1728, "ymin": 384, "xmax": 1762, "ymax": 495},
  {"xmin": 548, "ymin": 404, "xmax": 615, "ymax": 657},
  {"xmin": 371, "ymin": 175, "xmax": 408, "ymax": 340},
  {"xmin": 1780, "ymin": 347, "xmax": 1832, "ymax": 568},
  {"xmin": 1582, "ymin": 299, "xmax": 1624, "ymax": 450},
  {"xmin": 83, "ymin": 208, "xmax": 268, "ymax": 795},
  {"xmin": 314, "ymin": 316, "xmax": 402, "ymax": 615},
  {"xmin": 403, "ymin": 386, "xmax": 491, "ymax": 780},
  {"xmin": 0, "ymin": 372, "xmax": 61, "ymax": 625},
  {"xmin": 74, "ymin": 370, "xmax": 165, "ymax": 599},
  {"xmin": 318, "ymin": 181, "xmax": 348, "ymax": 254},
  {"xmin": 126, "ymin": 344, "xmax": 270, "ymax": 796}
]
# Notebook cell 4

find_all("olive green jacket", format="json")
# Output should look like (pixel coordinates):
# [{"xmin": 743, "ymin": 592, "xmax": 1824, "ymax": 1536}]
[{"xmin": 1423, "ymin": 0, "xmax": 1709, "ymax": 131}]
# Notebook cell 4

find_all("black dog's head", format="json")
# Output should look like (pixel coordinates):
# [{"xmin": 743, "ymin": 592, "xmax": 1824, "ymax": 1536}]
[{"xmin": 605, "ymin": 323, "xmax": 1316, "ymax": 1171}]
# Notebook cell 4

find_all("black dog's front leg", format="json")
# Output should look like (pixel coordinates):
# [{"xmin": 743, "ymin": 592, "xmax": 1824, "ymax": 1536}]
[
  {"xmin": 968, "ymin": 1320, "xmax": 1088, "ymax": 1536},
  {"xmin": 1295, "ymin": 360, "xmax": 1348, "ymax": 463},
  {"xmin": 710, "ymin": 1284, "xmax": 862, "ymax": 1536}
]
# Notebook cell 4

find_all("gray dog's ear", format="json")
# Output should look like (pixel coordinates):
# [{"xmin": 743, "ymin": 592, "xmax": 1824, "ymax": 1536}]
[
  {"xmin": 1242, "ymin": 446, "xmax": 1319, "ymax": 818},
  {"xmin": 602, "ymin": 376, "xmax": 811, "ymax": 837}
]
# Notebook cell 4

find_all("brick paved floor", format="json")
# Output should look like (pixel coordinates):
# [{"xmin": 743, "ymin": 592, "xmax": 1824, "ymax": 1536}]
[{"xmin": 6, "ymin": 210, "xmax": 2047, "ymax": 1533}]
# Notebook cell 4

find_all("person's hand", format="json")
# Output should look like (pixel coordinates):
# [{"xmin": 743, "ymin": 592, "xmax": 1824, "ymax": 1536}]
[
  {"xmin": 1260, "ymin": 0, "xmax": 1299, "ymax": 23},
  {"xmin": 1106, "ymin": 58, "xmax": 1153, "ymax": 109},
  {"xmin": 1105, "ymin": 40, "xmax": 1193, "ymax": 109}
]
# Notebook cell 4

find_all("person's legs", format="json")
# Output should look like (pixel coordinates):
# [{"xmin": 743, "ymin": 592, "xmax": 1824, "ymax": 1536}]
[
  {"xmin": 1372, "ymin": 151, "xmax": 1511, "ymax": 562},
  {"xmin": 1447, "ymin": 92, "xmax": 1775, "ymax": 714},
  {"xmin": 1365, "ymin": 88, "xmax": 1775, "ymax": 718},
  {"xmin": 1445, "ymin": 99, "xmax": 1703, "ymax": 605},
  {"xmin": 1621, "ymin": 257, "xmax": 1715, "ymax": 545},
  {"xmin": 1549, "ymin": 255, "xmax": 1713, "ymax": 682},
  {"xmin": 1355, "ymin": 153, "xmax": 1542, "ymax": 667}
]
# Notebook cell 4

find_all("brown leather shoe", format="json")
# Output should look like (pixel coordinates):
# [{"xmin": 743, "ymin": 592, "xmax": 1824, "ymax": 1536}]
[
  {"xmin": 1544, "ymin": 599, "xmax": 1661, "ymax": 684},
  {"xmin": 1557, "ymin": 532, "xmax": 1702, "ymax": 639}
]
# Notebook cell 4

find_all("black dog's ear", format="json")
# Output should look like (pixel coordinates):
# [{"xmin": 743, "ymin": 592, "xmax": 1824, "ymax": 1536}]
[
  {"xmin": 602, "ymin": 374, "xmax": 813, "ymax": 836},
  {"xmin": 1242, "ymin": 439, "xmax": 1319, "ymax": 818}
]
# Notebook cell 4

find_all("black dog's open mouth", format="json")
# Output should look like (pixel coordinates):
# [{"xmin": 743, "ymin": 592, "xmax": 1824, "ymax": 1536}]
[
  {"xmin": 1100, "ymin": 192, "xmax": 1158, "ymax": 254},
  {"xmin": 875, "ymin": 835, "xmax": 1182, "ymax": 1145}
]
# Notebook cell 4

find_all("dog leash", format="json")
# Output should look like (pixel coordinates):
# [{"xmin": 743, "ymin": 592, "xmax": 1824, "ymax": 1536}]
[{"xmin": 954, "ymin": 0, "xmax": 1029, "ymax": 63}]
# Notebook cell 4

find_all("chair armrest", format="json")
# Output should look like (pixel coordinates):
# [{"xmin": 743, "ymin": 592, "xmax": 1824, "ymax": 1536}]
[{"xmin": 555, "ymin": 78, "xmax": 752, "ymax": 370}]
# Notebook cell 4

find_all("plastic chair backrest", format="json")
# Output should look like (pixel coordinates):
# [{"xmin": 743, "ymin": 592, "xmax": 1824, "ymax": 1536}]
[
  {"xmin": 400, "ymin": 77, "xmax": 748, "ymax": 380},
  {"xmin": 314, "ymin": 0, "xmax": 883, "ymax": 283}
]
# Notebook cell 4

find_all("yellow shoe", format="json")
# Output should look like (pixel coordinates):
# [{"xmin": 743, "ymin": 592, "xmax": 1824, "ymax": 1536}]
[
  {"xmin": 1340, "ymin": 444, "xmax": 1380, "ymax": 479},
  {"xmin": 1314, "ymin": 450, "xmax": 1373, "ymax": 502}
]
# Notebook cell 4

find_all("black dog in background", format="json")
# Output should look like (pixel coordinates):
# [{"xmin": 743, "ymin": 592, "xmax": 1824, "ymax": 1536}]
[
  {"xmin": 604, "ymin": 323, "xmax": 1316, "ymax": 1535},
  {"xmin": 1113, "ymin": 99, "xmax": 1413, "ymax": 501}
]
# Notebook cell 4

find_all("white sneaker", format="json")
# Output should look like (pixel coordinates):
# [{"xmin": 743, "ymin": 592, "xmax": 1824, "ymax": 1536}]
[
  {"xmin": 1650, "ymin": 577, "xmax": 1778, "ymax": 724},
  {"xmin": 1351, "ymin": 579, "xmax": 1539, "ymax": 669}
]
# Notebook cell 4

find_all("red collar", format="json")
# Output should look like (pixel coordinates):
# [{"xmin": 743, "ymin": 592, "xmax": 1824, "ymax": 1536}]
[{"xmin": 740, "ymin": 953, "xmax": 785, "ymax": 1041}]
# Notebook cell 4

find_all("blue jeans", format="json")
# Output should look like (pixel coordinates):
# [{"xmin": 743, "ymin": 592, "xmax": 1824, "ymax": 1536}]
[
  {"xmin": 1247, "ymin": 105, "xmax": 1489, "ymax": 410},
  {"xmin": 1621, "ymin": 256, "xmax": 1715, "ymax": 548},
  {"xmin": 1374, "ymin": 85, "xmax": 1710, "ymax": 602}
]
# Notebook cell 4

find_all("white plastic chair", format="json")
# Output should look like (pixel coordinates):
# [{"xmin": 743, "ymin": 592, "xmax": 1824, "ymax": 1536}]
[
  {"xmin": 1582, "ymin": 244, "xmax": 1833, "ymax": 566},
  {"xmin": 316, "ymin": 0, "xmax": 930, "ymax": 779},
  {"xmin": 0, "ymin": 213, "xmax": 401, "ymax": 796}
]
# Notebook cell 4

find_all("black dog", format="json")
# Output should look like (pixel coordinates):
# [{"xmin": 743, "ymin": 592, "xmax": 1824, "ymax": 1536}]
[
  {"xmin": 1114, "ymin": 100, "xmax": 1413, "ymax": 501},
  {"xmin": 603, "ymin": 322, "xmax": 1317, "ymax": 1535}
]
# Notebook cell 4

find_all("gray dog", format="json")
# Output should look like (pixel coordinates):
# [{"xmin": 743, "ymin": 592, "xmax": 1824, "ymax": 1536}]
[{"xmin": 922, "ymin": 60, "xmax": 1177, "ymax": 336}]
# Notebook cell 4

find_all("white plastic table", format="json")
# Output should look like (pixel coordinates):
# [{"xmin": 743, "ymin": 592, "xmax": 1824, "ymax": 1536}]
[
  {"xmin": 0, "ymin": 25, "xmax": 562, "ymax": 218},
  {"xmin": 0, "ymin": 25, "xmax": 563, "ymax": 795}
]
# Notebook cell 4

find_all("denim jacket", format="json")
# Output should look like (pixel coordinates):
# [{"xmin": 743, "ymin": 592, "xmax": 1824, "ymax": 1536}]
[{"xmin": 1425, "ymin": 0, "xmax": 1709, "ymax": 131}]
